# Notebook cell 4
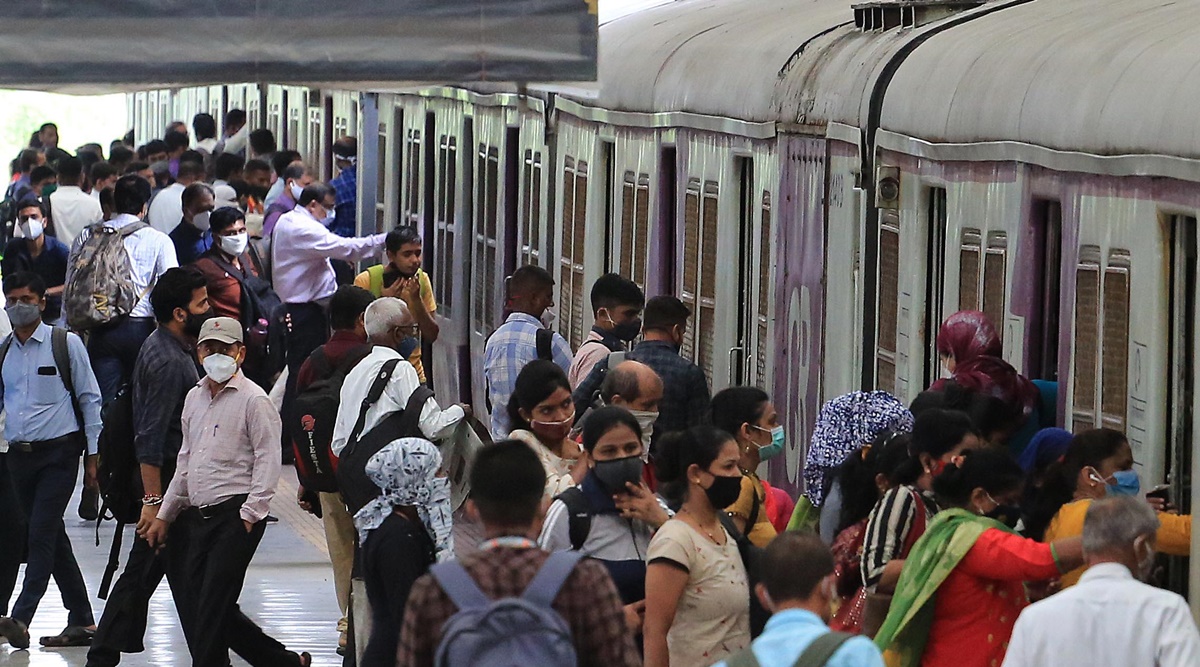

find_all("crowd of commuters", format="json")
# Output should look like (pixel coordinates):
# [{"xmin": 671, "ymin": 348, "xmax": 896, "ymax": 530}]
[{"xmin": 1, "ymin": 115, "xmax": 1197, "ymax": 667}]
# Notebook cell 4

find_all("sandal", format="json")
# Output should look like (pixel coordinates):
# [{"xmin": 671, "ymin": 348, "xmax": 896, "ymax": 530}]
[
  {"xmin": 39, "ymin": 625, "xmax": 94, "ymax": 648},
  {"xmin": 0, "ymin": 617, "xmax": 30, "ymax": 650},
  {"xmin": 299, "ymin": 651, "xmax": 313, "ymax": 667}
]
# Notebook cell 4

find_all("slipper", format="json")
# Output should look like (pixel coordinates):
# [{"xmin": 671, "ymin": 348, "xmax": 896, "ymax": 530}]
[
  {"xmin": 39, "ymin": 625, "xmax": 94, "ymax": 648},
  {"xmin": 0, "ymin": 616, "xmax": 30, "ymax": 650},
  {"xmin": 299, "ymin": 651, "xmax": 312, "ymax": 667}
]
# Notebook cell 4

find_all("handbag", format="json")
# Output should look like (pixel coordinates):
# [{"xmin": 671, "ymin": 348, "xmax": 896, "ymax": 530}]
[{"xmin": 860, "ymin": 489, "xmax": 928, "ymax": 638}]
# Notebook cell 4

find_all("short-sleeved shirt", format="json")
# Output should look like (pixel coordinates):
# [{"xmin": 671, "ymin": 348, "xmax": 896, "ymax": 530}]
[
  {"xmin": 352, "ymin": 267, "xmax": 437, "ymax": 383},
  {"xmin": 1043, "ymin": 499, "xmax": 1190, "ymax": 587},
  {"xmin": 1, "ymin": 236, "xmax": 70, "ymax": 321},
  {"xmin": 508, "ymin": 429, "xmax": 582, "ymax": 500},
  {"xmin": 726, "ymin": 471, "xmax": 777, "ymax": 548},
  {"xmin": 647, "ymin": 519, "xmax": 751, "ymax": 667}
]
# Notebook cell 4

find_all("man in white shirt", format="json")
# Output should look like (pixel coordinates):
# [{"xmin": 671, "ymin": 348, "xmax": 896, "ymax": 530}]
[
  {"xmin": 146, "ymin": 160, "xmax": 204, "ymax": 235},
  {"xmin": 69, "ymin": 175, "xmax": 179, "ymax": 403},
  {"xmin": 215, "ymin": 109, "xmax": 248, "ymax": 157},
  {"xmin": 1003, "ymin": 496, "xmax": 1200, "ymax": 667},
  {"xmin": 331, "ymin": 297, "xmax": 464, "ymax": 459},
  {"xmin": 48, "ymin": 157, "xmax": 102, "ymax": 247},
  {"xmin": 192, "ymin": 113, "xmax": 219, "ymax": 155}
]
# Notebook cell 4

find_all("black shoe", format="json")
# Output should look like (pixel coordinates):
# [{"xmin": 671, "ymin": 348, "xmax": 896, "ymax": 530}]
[
  {"xmin": 0, "ymin": 616, "xmax": 30, "ymax": 650},
  {"xmin": 79, "ymin": 486, "xmax": 100, "ymax": 521}
]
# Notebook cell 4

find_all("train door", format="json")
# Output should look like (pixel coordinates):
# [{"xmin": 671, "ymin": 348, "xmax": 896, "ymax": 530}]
[
  {"xmin": 921, "ymin": 187, "xmax": 948, "ymax": 389},
  {"xmin": 468, "ymin": 113, "xmax": 506, "ymax": 414},
  {"xmin": 1167, "ymin": 215, "xmax": 1196, "ymax": 602},
  {"xmin": 732, "ymin": 158, "xmax": 774, "ymax": 390},
  {"xmin": 1028, "ymin": 200, "xmax": 1063, "ymax": 382}
]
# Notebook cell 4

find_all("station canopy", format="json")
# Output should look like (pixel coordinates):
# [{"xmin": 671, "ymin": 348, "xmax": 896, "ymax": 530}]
[{"xmin": 0, "ymin": 0, "xmax": 598, "ymax": 93}]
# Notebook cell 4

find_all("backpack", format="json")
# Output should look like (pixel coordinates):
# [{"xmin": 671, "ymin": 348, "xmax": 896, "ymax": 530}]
[
  {"xmin": 725, "ymin": 631, "xmax": 855, "ymax": 667},
  {"xmin": 64, "ymin": 221, "xmax": 150, "ymax": 330},
  {"xmin": 554, "ymin": 486, "xmax": 594, "ymax": 551},
  {"xmin": 201, "ymin": 250, "xmax": 287, "ymax": 389},
  {"xmin": 535, "ymin": 327, "xmax": 553, "ymax": 361},
  {"xmin": 430, "ymin": 551, "xmax": 582, "ymax": 667},
  {"xmin": 335, "ymin": 358, "xmax": 435, "ymax": 514},
  {"xmin": 289, "ymin": 344, "xmax": 371, "ymax": 493},
  {"xmin": 93, "ymin": 385, "xmax": 141, "ymax": 599},
  {"xmin": 719, "ymin": 501, "xmax": 769, "ymax": 638}
]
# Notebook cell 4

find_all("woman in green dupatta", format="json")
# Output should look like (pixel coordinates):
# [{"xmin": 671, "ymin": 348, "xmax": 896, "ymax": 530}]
[{"xmin": 874, "ymin": 449, "xmax": 1083, "ymax": 667}]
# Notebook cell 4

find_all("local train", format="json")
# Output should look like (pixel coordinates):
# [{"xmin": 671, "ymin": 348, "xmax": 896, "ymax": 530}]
[{"xmin": 129, "ymin": 0, "xmax": 1200, "ymax": 604}]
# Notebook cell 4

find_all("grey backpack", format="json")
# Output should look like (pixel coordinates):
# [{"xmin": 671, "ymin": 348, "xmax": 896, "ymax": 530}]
[
  {"xmin": 64, "ymin": 221, "xmax": 149, "ymax": 330},
  {"xmin": 430, "ymin": 551, "xmax": 582, "ymax": 667}
]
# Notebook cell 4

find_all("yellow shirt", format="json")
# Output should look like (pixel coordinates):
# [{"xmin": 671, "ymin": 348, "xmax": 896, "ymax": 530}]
[
  {"xmin": 726, "ymin": 471, "xmax": 778, "ymax": 548},
  {"xmin": 1043, "ymin": 499, "xmax": 1191, "ymax": 587},
  {"xmin": 353, "ymin": 267, "xmax": 437, "ymax": 383}
]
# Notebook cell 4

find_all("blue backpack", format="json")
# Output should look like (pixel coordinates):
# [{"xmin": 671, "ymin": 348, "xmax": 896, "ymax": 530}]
[{"xmin": 430, "ymin": 551, "xmax": 582, "ymax": 667}]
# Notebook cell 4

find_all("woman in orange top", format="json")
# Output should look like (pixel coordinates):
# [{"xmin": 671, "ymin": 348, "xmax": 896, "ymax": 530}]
[{"xmin": 1030, "ymin": 428, "xmax": 1188, "ymax": 587}]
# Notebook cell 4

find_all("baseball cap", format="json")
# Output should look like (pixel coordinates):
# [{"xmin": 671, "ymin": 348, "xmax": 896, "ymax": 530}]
[{"xmin": 197, "ymin": 317, "xmax": 243, "ymax": 345}]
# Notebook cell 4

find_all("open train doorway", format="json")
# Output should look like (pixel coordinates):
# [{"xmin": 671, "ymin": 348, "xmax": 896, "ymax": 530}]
[
  {"xmin": 1167, "ymin": 214, "xmax": 1196, "ymax": 603},
  {"xmin": 1029, "ymin": 199, "xmax": 1063, "ymax": 383}
]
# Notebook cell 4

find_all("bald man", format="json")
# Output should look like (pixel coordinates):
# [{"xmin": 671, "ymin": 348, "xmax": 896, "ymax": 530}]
[{"xmin": 600, "ymin": 360, "xmax": 663, "ymax": 451}]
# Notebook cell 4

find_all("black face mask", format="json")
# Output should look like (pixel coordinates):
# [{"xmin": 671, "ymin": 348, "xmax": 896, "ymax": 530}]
[
  {"xmin": 610, "ymin": 317, "xmax": 642, "ymax": 343},
  {"xmin": 592, "ymin": 455, "xmax": 644, "ymax": 493},
  {"xmin": 183, "ymin": 309, "xmax": 213, "ymax": 338},
  {"xmin": 984, "ymin": 503, "xmax": 1022, "ymax": 529},
  {"xmin": 703, "ymin": 473, "xmax": 744, "ymax": 510}
]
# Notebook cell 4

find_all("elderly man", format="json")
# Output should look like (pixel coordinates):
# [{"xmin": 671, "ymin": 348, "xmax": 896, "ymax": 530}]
[
  {"xmin": 599, "ymin": 360, "xmax": 663, "ymax": 451},
  {"xmin": 1003, "ymin": 496, "xmax": 1200, "ymax": 667}
]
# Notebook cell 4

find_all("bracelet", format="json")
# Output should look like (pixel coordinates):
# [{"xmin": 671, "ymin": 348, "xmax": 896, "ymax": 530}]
[{"xmin": 142, "ymin": 495, "xmax": 163, "ymax": 507}]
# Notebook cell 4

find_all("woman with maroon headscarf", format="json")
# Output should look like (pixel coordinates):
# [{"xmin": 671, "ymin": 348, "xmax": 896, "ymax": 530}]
[{"xmin": 929, "ymin": 311, "xmax": 1050, "ymax": 457}]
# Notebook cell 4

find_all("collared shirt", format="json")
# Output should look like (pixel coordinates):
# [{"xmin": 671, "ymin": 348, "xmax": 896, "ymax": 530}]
[
  {"xmin": 0, "ymin": 323, "xmax": 103, "ymax": 455},
  {"xmin": 571, "ymin": 339, "xmax": 710, "ymax": 449},
  {"xmin": 330, "ymin": 346, "xmax": 463, "ymax": 456},
  {"xmin": 131, "ymin": 327, "xmax": 199, "ymax": 468},
  {"xmin": 48, "ymin": 185, "xmax": 103, "ymax": 247},
  {"xmin": 295, "ymin": 330, "xmax": 368, "ymax": 394},
  {"xmin": 567, "ymin": 327, "xmax": 624, "ymax": 389},
  {"xmin": 194, "ymin": 138, "xmax": 218, "ymax": 154},
  {"xmin": 192, "ymin": 248, "xmax": 258, "ymax": 321},
  {"xmin": 262, "ymin": 189, "xmax": 293, "ymax": 236},
  {"xmin": 159, "ymin": 371, "xmax": 281, "ymax": 524},
  {"xmin": 217, "ymin": 126, "xmax": 248, "ymax": 157},
  {"xmin": 169, "ymin": 219, "xmax": 212, "ymax": 265},
  {"xmin": 397, "ymin": 546, "xmax": 639, "ymax": 667},
  {"xmin": 712, "ymin": 609, "xmax": 884, "ymax": 667},
  {"xmin": 1003, "ymin": 563, "xmax": 1200, "ymax": 667},
  {"xmin": 328, "ymin": 165, "xmax": 357, "ymax": 237},
  {"xmin": 1, "ymin": 235, "xmax": 70, "ymax": 322},
  {"xmin": 271, "ymin": 206, "xmax": 385, "ymax": 304},
  {"xmin": 146, "ymin": 182, "xmax": 185, "ymax": 234},
  {"xmin": 263, "ymin": 176, "xmax": 285, "ymax": 211},
  {"xmin": 69, "ymin": 213, "xmax": 179, "ymax": 319},
  {"xmin": 861, "ymin": 485, "xmax": 940, "ymax": 588},
  {"xmin": 483, "ymin": 312, "xmax": 573, "ymax": 440}
]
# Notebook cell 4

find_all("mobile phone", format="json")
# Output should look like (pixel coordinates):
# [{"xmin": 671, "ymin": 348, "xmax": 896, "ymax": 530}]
[{"xmin": 1146, "ymin": 484, "xmax": 1171, "ymax": 501}]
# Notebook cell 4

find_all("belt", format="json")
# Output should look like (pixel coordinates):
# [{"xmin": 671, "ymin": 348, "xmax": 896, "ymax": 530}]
[
  {"xmin": 186, "ymin": 494, "xmax": 249, "ymax": 520},
  {"xmin": 8, "ymin": 432, "xmax": 82, "ymax": 452}
]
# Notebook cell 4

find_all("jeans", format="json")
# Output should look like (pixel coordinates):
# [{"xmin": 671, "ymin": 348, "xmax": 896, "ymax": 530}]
[
  {"xmin": 87, "ymin": 317, "xmax": 156, "ymax": 404},
  {"xmin": 0, "ymin": 452, "xmax": 27, "ymax": 616},
  {"xmin": 7, "ymin": 439, "xmax": 93, "ymax": 627}
]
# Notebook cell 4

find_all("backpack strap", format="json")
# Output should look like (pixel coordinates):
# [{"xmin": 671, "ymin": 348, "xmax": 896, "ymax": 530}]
[
  {"xmin": 51, "ymin": 327, "xmax": 84, "ymax": 432},
  {"xmin": 791, "ymin": 631, "xmax": 855, "ymax": 667},
  {"xmin": 726, "ymin": 648, "xmax": 763, "ymax": 667},
  {"xmin": 535, "ymin": 327, "xmax": 553, "ymax": 361},
  {"xmin": 0, "ymin": 333, "xmax": 13, "ymax": 396},
  {"xmin": 430, "ymin": 560, "xmax": 492, "ymax": 611},
  {"xmin": 367, "ymin": 264, "xmax": 386, "ymax": 296},
  {"xmin": 522, "ymin": 551, "xmax": 583, "ymax": 607},
  {"xmin": 347, "ymin": 358, "xmax": 402, "ymax": 447},
  {"xmin": 554, "ymin": 487, "xmax": 593, "ymax": 551},
  {"xmin": 746, "ymin": 482, "xmax": 761, "ymax": 533}
]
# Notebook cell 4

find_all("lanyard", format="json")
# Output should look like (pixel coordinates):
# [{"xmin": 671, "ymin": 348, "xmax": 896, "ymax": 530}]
[{"xmin": 479, "ymin": 536, "xmax": 535, "ymax": 550}]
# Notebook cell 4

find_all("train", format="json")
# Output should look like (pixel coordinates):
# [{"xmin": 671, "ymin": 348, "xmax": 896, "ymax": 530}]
[{"xmin": 130, "ymin": 0, "xmax": 1200, "ymax": 606}]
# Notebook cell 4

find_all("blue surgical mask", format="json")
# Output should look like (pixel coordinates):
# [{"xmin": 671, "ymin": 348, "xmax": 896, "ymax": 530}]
[
  {"xmin": 1106, "ymin": 469, "xmax": 1141, "ymax": 497},
  {"xmin": 752, "ymin": 425, "xmax": 785, "ymax": 462},
  {"xmin": 397, "ymin": 335, "xmax": 419, "ymax": 358}
]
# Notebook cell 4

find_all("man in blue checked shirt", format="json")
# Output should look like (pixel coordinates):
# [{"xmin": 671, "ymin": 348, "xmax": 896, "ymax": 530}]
[
  {"xmin": 711, "ymin": 532, "xmax": 884, "ymax": 667},
  {"xmin": 0, "ymin": 271, "xmax": 103, "ymax": 650},
  {"xmin": 328, "ymin": 137, "xmax": 358, "ymax": 238},
  {"xmin": 483, "ymin": 265, "xmax": 572, "ymax": 441}
]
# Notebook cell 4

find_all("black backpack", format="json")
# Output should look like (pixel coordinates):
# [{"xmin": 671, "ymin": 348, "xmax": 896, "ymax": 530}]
[
  {"xmin": 289, "ymin": 344, "xmax": 372, "ymax": 493},
  {"xmin": 202, "ymin": 250, "xmax": 287, "ymax": 389},
  {"xmin": 554, "ymin": 486, "xmax": 595, "ymax": 551},
  {"xmin": 93, "ymin": 385, "xmax": 142, "ymax": 599},
  {"xmin": 336, "ymin": 358, "xmax": 435, "ymax": 514}
]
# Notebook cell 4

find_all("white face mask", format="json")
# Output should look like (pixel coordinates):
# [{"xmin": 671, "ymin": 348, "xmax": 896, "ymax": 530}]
[
  {"xmin": 192, "ymin": 211, "xmax": 211, "ymax": 231},
  {"xmin": 202, "ymin": 353, "xmax": 238, "ymax": 383},
  {"xmin": 218, "ymin": 232, "xmax": 249, "ymax": 256},
  {"xmin": 322, "ymin": 208, "xmax": 336, "ymax": 227},
  {"xmin": 539, "ymin": 308, "xmax": 557, "ymax": 328},
  {"xmin": 19, "ymin": 218, "xmax": 43, "ymax": 240},
  {"xmin": 289, "ymin": 182, "xmax": 303, "ymax": 200},
  {"xmin": 627, "ymin": 409, "xmax": 658, "ymax": 459}
]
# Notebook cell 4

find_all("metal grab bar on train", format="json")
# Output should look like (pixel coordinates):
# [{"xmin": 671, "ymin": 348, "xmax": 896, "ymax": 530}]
[{"xmin": 728, "ymin": 346, "xmax": 744, "ymax": 384}]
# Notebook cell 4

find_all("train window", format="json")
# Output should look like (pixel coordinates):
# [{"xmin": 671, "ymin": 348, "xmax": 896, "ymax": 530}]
[
  {"xmin": 699, "ymin": 182, "xmax": 719, "ymax": 384},
  {"xmin": 679, "ymin": 179, "xmax": 719, "ymax": 383},
  {"xmin": 681, "ymin": 180, "xmax": 700, "ymax": 362},
  {"xmin": 983, "ymin": 231, "xmax": 1008, "ymax": 345},
  {"xmin": 404, "ymin": 129, "xmax": 422, "ymax": 227},
  {"xmin": 1101, "ymin": 252, "xmax": 1131, "ymax": 430},
  {"xmin": 376, "ymin": 120, "xmax": 387, "ymax": 228},
  {"xmin": 473, "ymin": 145, "xmax": 501, "ymax": 334},
  {"xmin": 1072, "ymin": 246, "xmax": 1102, "ymax": 433},
  {"xmin": 958, "ymin": 229, "xmax": 982, "ymax": 311},
  {"xmin": 557, "ymin": 158, "xmax": 589, "ymax": 349},
  {"xmin": 434, "ymin": 135, "xmax": 457, "ymax": 316},
  {"xmin": 521, "ymin": 150, "xmax": 544, "ymax": 266},
  {"xmin": 876, "ymin": 211, "xmax": 901, "ymax": 393},
  {"xmin": 620, "ymin": 173, "xmax": 636, "ymax": 279},
  {"xmin": 756, "ymin": 191, "xmax": 772, "ymax": 389},
  {"xmin": 618, "ymin": 172, "xmax": 652, "ymax": 288}
]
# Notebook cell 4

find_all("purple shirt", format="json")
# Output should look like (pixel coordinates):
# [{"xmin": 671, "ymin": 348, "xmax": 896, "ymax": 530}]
[
  {"xmin": 271, "ymin": 206, "xmax": 385, "ymax": 304},
  {"xmin": 262, "ymin": 191, "xmax": 296, "ymax": 237}
]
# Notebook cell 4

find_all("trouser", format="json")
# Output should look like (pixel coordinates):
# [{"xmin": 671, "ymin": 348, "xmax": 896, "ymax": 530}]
[
  {"xmin": 360, "ymin": 516, "xmax": 430, "ymax": 667},
  {"xmin": 320, "ymin": 492, "xmax": 356, "ymax": 622},
  {"xmin": 0, "ymin": 452, "xmax": 28, "ymax": 616},
  {"xmin": 7, "ymin": 439, "xmax": 93, "ymax": 627},
  {"xmin": 168, "ymin": 503, "xmax": 300, "ymax": 667},
  {"xmin": 282, "ymin": 303, "xmax": 330, "ymax": 455},
  {"xmin": 88, "ymin": 317, "xmax": 156, "ymax": 403}
]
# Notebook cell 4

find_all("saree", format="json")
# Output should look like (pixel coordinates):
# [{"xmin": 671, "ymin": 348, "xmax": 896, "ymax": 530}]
[{"xmin": 873, "ymin": 508, "xmax": 1014, "ymax": 667}]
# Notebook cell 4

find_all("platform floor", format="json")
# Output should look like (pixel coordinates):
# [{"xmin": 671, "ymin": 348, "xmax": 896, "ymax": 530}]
[{"xmin": 0, "ymin": 467, "xmax": 484, "ymax": 667}]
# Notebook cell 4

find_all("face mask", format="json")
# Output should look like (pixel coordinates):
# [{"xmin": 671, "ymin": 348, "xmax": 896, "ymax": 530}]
[
  {"xmin": 703, "ymin": 472, "xmax": 744, "ymax": 510},
  {"xmin": 397, "ymin": 335, "xmax": 419, "ymax": 358},
  {"xmin": 249, "ymin": 185, "xmax": 270, "ymax": 200},
  {"xmin": 593, "ymin": 455, "xmax": 645, "ymax": 493},
  {"xmin": 322, "ymin": 209, "xmax": 336, "ymax": 227},
  {"xmin": 602, "ymin": 310, "xmax": 641, "ymax": 342},
  {"xmin": 19, "ymin": 218, "xmax": 43, "ymax": 240},
  {"xmin": 628, "ymin": 409, "xmax": 658, "ymax": 455},
  {"xmin": 40, "ymin": 184, "xmax": 57, "ymax": 197},
  {"xmin": 202, "ymin": 353, "xmax": 238, "ymax": 383},
  {"xmin": 183, "ymin": 309, "xmax": 213, "ymax": 338},
  {"xmin": 539, "ymin": 308, "xmax": 557, "ymax": 329},
  {"xmin": 218, "ymin": 232, "xmax": 249, "ymax": 256},
  {"xmin": 531, "ymin": 411, "xmax": 574, "ymax": 442},
  {"xmin": 192, "ymin": 211, "xmax": 211, "ymax": 231},
  {"xmin": 5, "ymin": 302, "xmax": 41, "ymax": 328},
  {"xmin": 977, "ymin": 491, "xmax": 1021, "ymax": 529},
  {"xmin": 289, "ymin": 182, "xmax": 303, "ymax": 200},
  {"xmin": 928, "ymin": 458, "xmax": 949, "ymax": 478},
  {"xmin": 1092, "ymin": 468, "xmax": 1141, "ymax": 497},
  {"xmin": 751, "ymin": 425, "xmax": 785, "ymax": 462}
]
